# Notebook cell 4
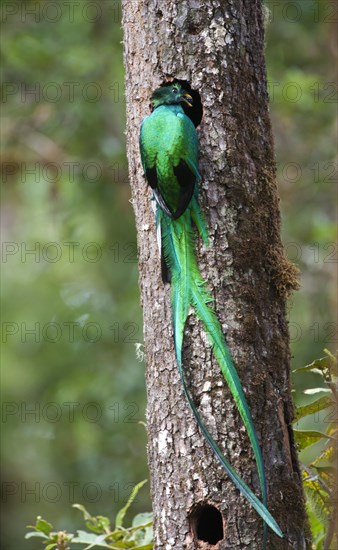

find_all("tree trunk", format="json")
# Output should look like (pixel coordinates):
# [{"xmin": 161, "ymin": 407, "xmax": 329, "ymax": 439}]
[{"xmin": 122, "ymin": 0, "xmax": 309, "ymax": 548}]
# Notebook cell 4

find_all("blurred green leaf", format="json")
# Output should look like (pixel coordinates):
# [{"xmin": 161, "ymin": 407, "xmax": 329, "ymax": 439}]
[
  {"xmin": 73, "ymin": 504, "xmax": 95, "ymax": 523},
  {"xmin": 115, "ymin": 480, "xmax": 148, "ymax": 529},
  {"xmin": 303, "ymin": 388, "xmax": 331, "ymax": 395},
  {"xmin": 294, "ymin": 395, "xmax": 333, "ymax": 421},
  {"xmin": 72, "ymin": 531, "xmax": 111, "ymax": 548},
  {"xmin": 294, "ymin": 354, "xmax": 337, "ymax": 378},
  {"xmin": 294, "ymin": 430, "xmax": 332, "ymax": 450}
]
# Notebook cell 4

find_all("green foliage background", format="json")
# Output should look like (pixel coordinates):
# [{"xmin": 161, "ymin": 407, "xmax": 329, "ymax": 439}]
[{"xmin": 1, "ymin": 1, "xmax": 336, "ymax": 548}]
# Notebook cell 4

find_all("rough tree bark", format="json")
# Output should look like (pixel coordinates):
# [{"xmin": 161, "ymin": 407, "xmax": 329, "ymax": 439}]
[{"xmin": 122, "ymin": 1, "xmax": 310, "ymax": 548}]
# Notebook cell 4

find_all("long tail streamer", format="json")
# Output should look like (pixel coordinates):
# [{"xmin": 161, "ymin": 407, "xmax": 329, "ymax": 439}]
[{"xmin": 158, "ymin": 203, "xmax": 283, "ymax": 542}]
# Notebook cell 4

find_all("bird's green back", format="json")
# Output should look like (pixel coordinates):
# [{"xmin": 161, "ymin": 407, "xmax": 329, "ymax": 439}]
[{"xmin": 140, "ymin": 104, "xmax": 200, "ymax": 218}]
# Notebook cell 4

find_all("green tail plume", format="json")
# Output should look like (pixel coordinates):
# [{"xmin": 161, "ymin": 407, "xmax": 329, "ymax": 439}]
[{"xmin": 158, "ymin": 204, "xmax": 283, "ymax": 542}]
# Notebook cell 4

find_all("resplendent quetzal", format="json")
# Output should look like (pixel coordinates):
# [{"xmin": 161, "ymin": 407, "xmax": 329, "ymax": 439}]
[{"xmin": 139, "ymin": 83, "xmax": 283, "ymax": 543}]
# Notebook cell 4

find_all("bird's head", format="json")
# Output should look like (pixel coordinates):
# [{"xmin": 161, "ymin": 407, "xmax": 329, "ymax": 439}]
[{"xmin": 151, "ymin": 83, "xmax": 193, "ymax": 109}]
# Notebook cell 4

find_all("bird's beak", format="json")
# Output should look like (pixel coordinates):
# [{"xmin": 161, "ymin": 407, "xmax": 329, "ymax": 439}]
[{"xmin": 181, "ymin": 92, "xmax": 193, "ymax": 107}]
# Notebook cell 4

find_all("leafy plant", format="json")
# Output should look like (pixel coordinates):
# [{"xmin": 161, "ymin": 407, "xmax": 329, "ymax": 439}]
[
  {"xmin": 25, "ymin": 480, "xmax": 153, "ymax": 550},
  {"xmin": 293, "ymin": 350, "xmax": 337, "ymax": 549}
]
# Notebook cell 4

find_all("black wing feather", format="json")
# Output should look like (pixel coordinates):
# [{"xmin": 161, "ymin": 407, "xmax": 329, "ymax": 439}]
[
  {"xmin": 145, "ymin": 160, "xmax": 195, "ymax": 220},
  {"xmin": 172, "ymin": 160, "xmax": 195, "ymax": 218}
]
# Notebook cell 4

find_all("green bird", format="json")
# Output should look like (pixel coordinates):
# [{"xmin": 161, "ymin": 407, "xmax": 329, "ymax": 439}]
[{"xmin": 139, "ymin": 83, "xmax": 283, "ymax": 543}]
